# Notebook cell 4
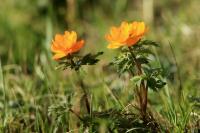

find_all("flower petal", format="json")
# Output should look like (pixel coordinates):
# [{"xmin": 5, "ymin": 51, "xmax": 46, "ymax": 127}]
[
  {"xmin": 105, "ymin": 34, "xmax": 113, "ymax": 42},
  {"xmin": 105, "ymin": 21, "xmax": 147, "ymax": 49},
  {"xmin": 51, "ymin": 30, "xmax": 85, "ymax": 60},
  {"xmin": 55, "ymin": 34, "xmax": 63, "ymax": 42},
  {"xmin": 107, "ymin": 42, "xmax": 123, "ymax": 49},
  {"xmin": 135, "ymin": 22, "xmax": 146, "ymax": 36},
  {"xmin": 63, "ymin": 31, "xmax": 77, "ymax": 49},
  {"xmin": 51, "ymin": 41, "xmax": 63, "ymax": 53},
  {"xmin": 126, "ymin": 37, "xmax": 141, "ymax": 46},
  {"xmin": 69, "ymin": 40, "xmax": 85, "ymax": 53},
  {"xmin": 53, "ymin": 52, "xmax": 67, "ymax": 60}
]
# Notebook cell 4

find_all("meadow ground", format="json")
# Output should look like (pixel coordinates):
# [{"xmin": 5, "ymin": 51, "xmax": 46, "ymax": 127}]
[{"xmin": 0, "ymin": 0, "xmax": 199, "ymax": 132}]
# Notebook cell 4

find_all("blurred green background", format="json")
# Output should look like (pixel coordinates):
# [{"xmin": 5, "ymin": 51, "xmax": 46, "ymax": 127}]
[
  {"xmin": 1, "ymin": 0, "xmax": 200, "ymax": 74},
  {"xmin": 0, "ymin": 0, "xmax": 199, "ymax": 132}
]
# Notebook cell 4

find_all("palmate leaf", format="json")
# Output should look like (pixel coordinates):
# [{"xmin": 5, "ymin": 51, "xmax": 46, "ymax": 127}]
[
  {"xmin": 147, "ymin": 78, "xmax": 166, "ymax": 91},
  {"xmin": 155, "ymin": 79, "xmax": 166, "ymax": 88},
  {"xmin": 80, "ymin": 52, "xmax": 103, "ymax": 65},
  {"xmin": 131, "ymin": 75, "xmax": 146, "ymax": 86},
  {"xmin": 111, "ymin": 47, "xmax": 151, "ymax": 75},
  {"xmin": 143, "ymin": 67, "xmax": 166, "ymax": 91},
  {"xmin": 131, "ymin": 39, "xmax": 159, "ymax": 57},
  {"xmin": 56, "ymin": 52, "xmax": 103, "ymax": 71},
  {"xmin": 136, "ymin": 57, "xmax": 149, "ymax": 64},
  {"xmin": 143, "ymin": 68, "xmax": 162, "ymax": 77},
  {"xmin": 138, "ymin": 40, "xmax": 159, "ymax": 47},
  {"xmin": 135, "ymin": 48, "xmax": 155, "ymax": 56},
  {"xmin": 111, "ymin": 52, "xmax": 135, "ymax": 75}
]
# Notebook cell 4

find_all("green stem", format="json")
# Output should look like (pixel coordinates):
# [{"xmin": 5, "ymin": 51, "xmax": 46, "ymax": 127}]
[
  {"xmin": 69, "ymin": 55, "xmax": 91, "ymax": 114},
  {"xmin": 128, "ymin": 47, "xmax": 148, "ymax": 120},
  {"xmin": 80, "ymin": 78, "xmax": 91, "ymax": 114},
  {"xmin": 77, "ymin": 70, "xmax": 91, "ymax": 114}
]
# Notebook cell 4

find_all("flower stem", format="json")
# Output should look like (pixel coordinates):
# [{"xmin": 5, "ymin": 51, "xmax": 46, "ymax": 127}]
[
  {"xmin": 69, "ymin": 55, "xmax": 91, "ymax": 114},
  {"xmin": 128, "ymin": 47, "xmax": 148, "ymax": 121},
  {"xmin": 80, "ymin": 77, "xmax": 91, "ymax": 114},
  {"xmin": 77, "ymin": 70, "xmax": 91, "ymax": 114},
  {"xmin": 69, "ymin": 109, "xmax": 83, "ymax": 121}
]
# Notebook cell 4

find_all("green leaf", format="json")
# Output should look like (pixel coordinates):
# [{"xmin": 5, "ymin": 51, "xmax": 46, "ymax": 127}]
[
  {"xmin": 155, "ymin": 80, "xmax": 166, "ymax": 88},
  {"xmin": 147, "ymin": 77, "xmax": 158, "ymax": 91},
  {"xmin": 143, "ymin": 68, "xmax": 162, "ymax": 77},
  {"xmin": 80, "ymin": 52, "xmax": 104, "ymax": 65},
  {"xmin": 55, "ymin": 52, "xmax": 103, "ymax": 71},
  {"xmin": 138, "ymin": 40, "xmax": 159, "ymax": 47},
  {"xmin": 131, "ymin": 75, "xmax": 146, "ymax": 86},
  {"xmin": 135, "ymin": 48, "xmax": 155, "ymax": 56},
  {"xmin": 111, "ymin": 52, "xmax": 135, "ymax": 75},
  {"xmin": 136, "ymin": 57, "xmax": 149, "ymax": 64},
  {"xmin": 147, "ymin": 77, "xmax": 166, "ymax": 91}
]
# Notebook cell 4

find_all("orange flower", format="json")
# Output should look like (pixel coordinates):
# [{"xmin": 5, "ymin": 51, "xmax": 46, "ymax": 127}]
[
  {"xmin": 105, "ymin": 21, "xmax": 148, "ymax": 49},
  {"xmin": 51, "ymin": 31, "xmax": 84, "ymax": 60}
]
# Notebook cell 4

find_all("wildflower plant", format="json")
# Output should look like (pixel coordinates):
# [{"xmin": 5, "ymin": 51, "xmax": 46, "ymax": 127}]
[
  {"xmin": 106, "ymin": 21, "xmax": 166, "ymax": 122},
  {"xmin": 51, "ymin": 31, "xmax": 103, "ymax": 71},
  {"xmin": 49, "ymin": 30, "xmax": 103, "ymax": 123},
  {"xmin": 49, "ymin": 22, "xmax": 166, "ymax": 132}
]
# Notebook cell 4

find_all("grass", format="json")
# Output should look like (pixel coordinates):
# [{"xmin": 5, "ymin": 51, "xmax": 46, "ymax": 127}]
[{"xmin": 0, "ymin": 0, "xmax": 200, "ymax": 132}]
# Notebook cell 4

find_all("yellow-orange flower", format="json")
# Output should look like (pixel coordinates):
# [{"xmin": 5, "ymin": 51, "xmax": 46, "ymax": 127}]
[
  {"xmin": 51, "ymin": 31, "xmax": 84, "ymax": 60},
  {"xmin": 105, "ymin": 21, "xmax": 148, "ymax": 49}
]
